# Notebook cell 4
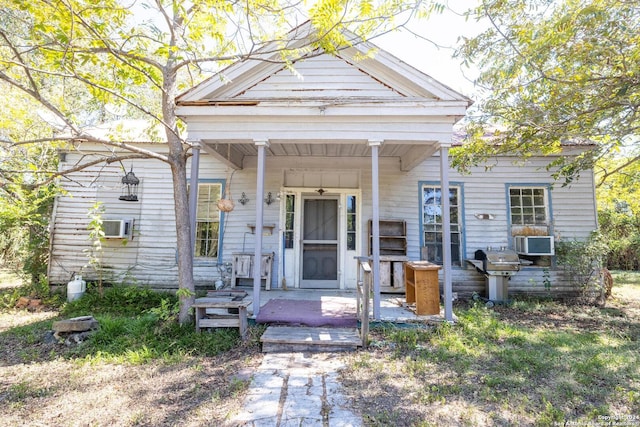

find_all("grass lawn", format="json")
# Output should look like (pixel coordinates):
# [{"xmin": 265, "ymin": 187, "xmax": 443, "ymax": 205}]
[
  {"xmin": 0, "ymin": 270, "xmax": 638, "ymax": 426},
  {"xmin": 340, "ymin": 271, "xmax": 640, "ymax": 426}
]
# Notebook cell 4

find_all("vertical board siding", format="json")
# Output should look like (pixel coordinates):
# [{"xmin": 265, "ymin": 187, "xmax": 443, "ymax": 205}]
[{"xmin": 50, "ymin": 148, "xmax": 596, "ymax": 296}]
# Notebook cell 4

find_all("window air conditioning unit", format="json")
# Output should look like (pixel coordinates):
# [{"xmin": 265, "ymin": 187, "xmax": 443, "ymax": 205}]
[
  {"xmin": 514, "ymin": 235, "xmax": 554, "ymax": 256},
  {"xmin": 102, "ymin": 219, "xmax": 133, "ymax": 238}
]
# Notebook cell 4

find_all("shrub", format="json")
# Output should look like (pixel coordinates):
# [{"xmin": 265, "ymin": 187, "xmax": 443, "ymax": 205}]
[
  {"xmin": 598, "ymin": 209, "xmax": 640, "ymax": 270},
  {"xmin": 556, "ymin": 232, "xmax": 610, "ymax": 305}
]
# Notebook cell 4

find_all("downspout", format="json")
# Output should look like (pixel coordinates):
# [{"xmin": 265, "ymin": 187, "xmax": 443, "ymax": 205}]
[
  {"xmin": 440, "ymin": 145, "xmax": 453, "ymax": 322},
  {"xmin": 253, "ymin": 139, "xmax": 269, "ymax": 316},
  {"xmin": 369, "ymin": 139, "xmax": 382, "ymax": 320}
]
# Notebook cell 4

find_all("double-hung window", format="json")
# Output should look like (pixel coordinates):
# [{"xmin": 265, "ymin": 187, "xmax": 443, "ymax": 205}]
[
  {"xmin": 194, "ymin": 182, "xmax": 223, "ymax": 259},
  {"xmin": 421, "ymin": 183, "xmax": 462, "ymax": 266}
]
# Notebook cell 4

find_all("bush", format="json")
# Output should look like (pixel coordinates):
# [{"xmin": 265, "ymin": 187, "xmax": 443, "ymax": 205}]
[
  {"xmin": 556, "ymin": 232, "xmax": 610, "ymax": 304},
  {"xmin": 598, "ymin": 209, "xmax": 640, "ymax": 270}
]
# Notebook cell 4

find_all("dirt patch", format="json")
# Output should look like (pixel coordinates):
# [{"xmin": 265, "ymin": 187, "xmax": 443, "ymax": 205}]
[{"xmin": 0, "ymin": 338, "xmax": 263, "ymax": 426}]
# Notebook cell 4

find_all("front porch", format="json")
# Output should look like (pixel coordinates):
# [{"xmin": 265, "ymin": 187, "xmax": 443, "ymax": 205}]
[
  {"xmin": 195, "ymin": 266, "xmax": 456, "ymax": 351},
  {"xmin": 241, "ymin": 288, "xmax": 452, "ymax": 325}
]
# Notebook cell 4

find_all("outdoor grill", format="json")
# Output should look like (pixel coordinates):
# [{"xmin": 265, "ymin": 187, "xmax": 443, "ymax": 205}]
[{"xmin": 470, "ymin": 248, "xmax": 521, "ymax": 304}]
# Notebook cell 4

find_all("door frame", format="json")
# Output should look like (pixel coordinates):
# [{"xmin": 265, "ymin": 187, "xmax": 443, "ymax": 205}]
[{"xmin": 280, "ymin": 187, "xmax": 361, "ymax": 290}]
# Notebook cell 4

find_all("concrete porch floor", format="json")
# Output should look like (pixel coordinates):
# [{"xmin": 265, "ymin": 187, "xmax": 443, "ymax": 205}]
[{"xmin": 233, "ymin": 287, "xmax": 455, "ymax": 324}]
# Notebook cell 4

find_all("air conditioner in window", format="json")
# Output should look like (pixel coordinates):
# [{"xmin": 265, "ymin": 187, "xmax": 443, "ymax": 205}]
[
  {"xmin": 514, "ymin": 235, "xmax": 554, "ymax": 256},
  {"xmin": 102, "ymin": 219, "xmax": 133, "ymax": 238}
]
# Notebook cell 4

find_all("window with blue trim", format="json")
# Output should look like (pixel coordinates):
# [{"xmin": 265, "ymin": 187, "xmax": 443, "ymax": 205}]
[
  {"xmin": 509, "ymin": 187, "xmax": 548, "ymax": 226},
  {"xmin": 421, "ymin": 185, "xmax": 462, "ymax": 266},
  {"xmin": 195, "ymin": 183, "xmax": 222, "ymax": 258}
]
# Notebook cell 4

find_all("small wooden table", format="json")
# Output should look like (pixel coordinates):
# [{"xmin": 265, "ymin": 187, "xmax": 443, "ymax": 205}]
[
  {"xmin": 192, "ymin": 297, "xmax": 252, "ymax": 339},
  {"xmin": 404, "ymin": 261, "xmax": 441, "ymax": 315}
]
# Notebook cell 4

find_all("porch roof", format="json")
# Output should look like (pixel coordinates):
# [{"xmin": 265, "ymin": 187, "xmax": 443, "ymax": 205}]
[{"xmin": 176, "ymin": 25, "xmax": 472, "ymax": 172}]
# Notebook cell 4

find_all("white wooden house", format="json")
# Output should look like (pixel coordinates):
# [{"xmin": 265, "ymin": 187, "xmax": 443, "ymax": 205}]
[{"xmin": 47, "ymin": 28, "xmax": 598, "ymax": 317}]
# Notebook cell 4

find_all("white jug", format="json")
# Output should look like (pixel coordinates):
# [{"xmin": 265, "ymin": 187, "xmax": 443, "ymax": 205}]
[{"xmin": 67, "ymin": 275, "xmax": 86, "ymax": 302}]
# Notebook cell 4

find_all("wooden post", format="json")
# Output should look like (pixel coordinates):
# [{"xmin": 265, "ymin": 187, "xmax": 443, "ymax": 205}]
[
  {"xmin": 440, "ymin": 145, "xmax": 453, "ymax": 322},
  {"xmin": 369, "ymin": 139, "xmax": 382, "ymax": 320},
  {"xmin": 253, "ymin": 139, "xmax": 269, "ymax": 317}
]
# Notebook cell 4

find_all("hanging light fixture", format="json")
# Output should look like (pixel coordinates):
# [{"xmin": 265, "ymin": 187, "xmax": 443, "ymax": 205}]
[{"xmin": 119, "ymin": 166, "xmax": 139, "ymax": 202}]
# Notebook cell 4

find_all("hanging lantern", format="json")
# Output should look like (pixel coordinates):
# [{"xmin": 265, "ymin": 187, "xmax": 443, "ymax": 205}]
[
  {"xmin": 119, "ymin": 167, "xmax": 139, "ymax": 202},
  {"xmin": 216, "ymin": 145, "xmax": 235, "ymax": 212},
  {"xmin": 217, "ymin": 181, "xmax": 235, "ymax": 212},
  {"xmin": 217, "ymin": 198, "xmax": 235, "ymax": 212}
]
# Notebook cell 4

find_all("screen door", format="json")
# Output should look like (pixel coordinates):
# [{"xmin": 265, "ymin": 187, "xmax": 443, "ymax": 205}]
[{"xmin": 300, "ymin": 198, "xmax": 338, "ymax": 288}]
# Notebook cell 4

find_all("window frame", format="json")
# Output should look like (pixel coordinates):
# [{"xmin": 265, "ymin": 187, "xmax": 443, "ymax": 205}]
[
  {"xmin": 284, "ymin": 194, "xmax": 295, "ymax": 249},
  {"xmin": 190, "ymin": 179, "xmax": 226, "ymax": 264},
  {"xmin": 506, "ymin": 184, "xmax": 553, "ymax": 233},
  {"xmin": 418, "ymin": 181, "xmax": 465, "ymax": 267},
  {"xmin": 346, "ymin": 194, "xmax": 357, "ymax": 251}
]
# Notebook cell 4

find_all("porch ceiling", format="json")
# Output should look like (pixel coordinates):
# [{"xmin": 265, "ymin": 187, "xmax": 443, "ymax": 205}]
[{"xmin": 201, "ymin": 139, "xmax": 440, "ymax": 172}]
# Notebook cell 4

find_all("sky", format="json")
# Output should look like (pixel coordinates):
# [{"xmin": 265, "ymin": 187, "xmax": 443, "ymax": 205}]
[
  {"xmin": 126, "ymin": 1, "xmax": 485, "ymax": 99},
  {"xmin": 375, "ymin": 3, "xmax": 487, "ymax": 100}
]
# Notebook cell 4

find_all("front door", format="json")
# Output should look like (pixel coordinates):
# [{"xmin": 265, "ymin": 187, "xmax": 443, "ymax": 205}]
[{"xmin": 300, "ymin": 198, "xmax": 339, "ymax": 288}]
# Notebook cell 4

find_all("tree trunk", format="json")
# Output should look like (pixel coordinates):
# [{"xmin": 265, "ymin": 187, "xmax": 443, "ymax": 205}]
[
  {"xmin": 169, "ymin": 153, "xmax": 196, "ymax": 324},
  {"xmin": 163, "ymin": 64, "xmax": 195, "ymax": 325}
]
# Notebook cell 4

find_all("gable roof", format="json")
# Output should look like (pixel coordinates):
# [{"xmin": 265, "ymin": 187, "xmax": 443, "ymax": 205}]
[{"xmin": 177, "ymin": 23, "xmax": 472, "ymax": 106}]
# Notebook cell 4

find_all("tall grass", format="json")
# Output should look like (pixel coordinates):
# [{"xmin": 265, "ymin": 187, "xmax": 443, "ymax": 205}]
[{"xmin": 2, "ymin": 285, "xmax": 247, "ymax": 364}]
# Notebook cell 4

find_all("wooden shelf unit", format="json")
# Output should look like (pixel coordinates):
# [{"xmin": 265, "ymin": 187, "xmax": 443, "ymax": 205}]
[{"xmin": 368, "ymin": 219, "xmax": 407, "ymax": 257}]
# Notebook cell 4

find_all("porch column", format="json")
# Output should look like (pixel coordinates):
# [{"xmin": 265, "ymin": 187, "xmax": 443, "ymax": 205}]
[
  {"xmin": 440, "ymin": 144, "xmax": 454, "ymax": 322},
  {"xmin": 253, "ymin": 139, "xmax": 269, "ymax": 317},
  {"xmin": 188, "ymin": 140, "xmax": 201, "ymax": 251},
  {"xmin": 369, "ymin": 139, "xmax": 382, "ymax": 320}
]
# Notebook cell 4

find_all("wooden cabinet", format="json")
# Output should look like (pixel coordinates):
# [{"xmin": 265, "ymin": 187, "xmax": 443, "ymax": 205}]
[
  {"xmin": 231, "ymin": 252, "xmax": 274, "ymax": 290},
  {"xmin": 368, "ymin": 219, "xmax": 407, "ymax": 256},
  {"xmin": 404, "ymin": 261, "xmax": 441, "ymax": 315},
  {"xmin": 379, "ymin": 256, "xmax": 409, "ymax": 293}
]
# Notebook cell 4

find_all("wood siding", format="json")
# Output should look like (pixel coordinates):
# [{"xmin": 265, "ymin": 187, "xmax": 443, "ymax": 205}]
[
  {"xmin": 237, "ymin": 56, "xmax": 406, "ymax": 100},
  {"xmin": 50, "ymin": 147, "xmax": 597, "ymax": 297}
]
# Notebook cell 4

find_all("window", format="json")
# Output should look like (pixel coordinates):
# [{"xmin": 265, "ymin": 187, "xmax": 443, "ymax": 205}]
[
  {"xmin": 195, "ymin": 183, "xmax": 222, "ymax": 258},
  {"xmin": 284, "ymin": 194, "xmax": 295, "ymax": 249},
  {"xmin": 509, "ymin": 187, "xmax": 548, "ymax": 226},
  {"xmin": 346, "ymin": 195, "xmax": 357, "ymax": 251},
  {"xmin": 421, "ymin": 184, "xmax": 462, "ymax": 266}
]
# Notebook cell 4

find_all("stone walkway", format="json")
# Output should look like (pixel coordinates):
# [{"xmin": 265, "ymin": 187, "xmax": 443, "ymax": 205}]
[{"xmin": 231, "ymin": 352, "xmax": 363, "ymax": 426}]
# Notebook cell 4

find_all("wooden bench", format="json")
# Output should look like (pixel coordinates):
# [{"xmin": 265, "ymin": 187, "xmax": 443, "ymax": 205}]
[{"xmin": 193, "ymin": 297, "xmax": 252, "ymax": 339}]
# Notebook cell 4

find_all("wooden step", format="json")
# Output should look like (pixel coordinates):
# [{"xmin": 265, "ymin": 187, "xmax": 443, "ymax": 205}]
[{"xmin": 260, "ymin": 326, "xmax": 362, "ymax": 353}]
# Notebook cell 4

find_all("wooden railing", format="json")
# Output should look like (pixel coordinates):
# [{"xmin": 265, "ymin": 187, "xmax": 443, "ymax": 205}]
[{"xmin": 355, "ymin": 256, "xmax": 372, "ymax": 348}]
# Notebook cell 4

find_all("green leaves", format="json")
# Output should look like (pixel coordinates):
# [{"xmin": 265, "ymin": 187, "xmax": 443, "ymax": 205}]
[{"xmin": 455, "ymin": 0, "xmax": 640, "ymax": 185}]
